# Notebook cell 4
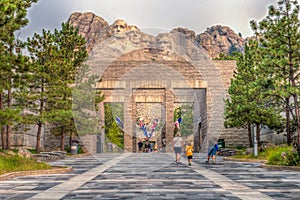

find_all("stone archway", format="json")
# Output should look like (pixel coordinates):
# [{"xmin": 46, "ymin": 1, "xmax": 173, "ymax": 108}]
[
  {"xmin": 75, "ymin": 30, "xmax": 251, "ymax": 154},
  {"xmin": 93, "ymin": 48, "xmax": 211, "ymax": 152}
]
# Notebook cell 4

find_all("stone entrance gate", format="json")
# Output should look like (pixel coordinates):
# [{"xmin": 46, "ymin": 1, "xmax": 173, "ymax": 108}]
[{"xmin": 75, "ymin": 30, "xmax": 249, "ymax": 153}]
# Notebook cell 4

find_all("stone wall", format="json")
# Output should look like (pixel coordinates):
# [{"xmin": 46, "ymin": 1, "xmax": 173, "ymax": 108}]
[
  {"xmin": 213, "ymin": 60, "xmax": 249, "ymax": 147},
  {"xmin": 89, "ymin": 46, "xmax": 245, "ymax": 151}
]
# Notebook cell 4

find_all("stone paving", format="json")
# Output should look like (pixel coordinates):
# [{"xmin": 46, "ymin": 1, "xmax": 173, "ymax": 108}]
[{"xmin": 0, "ymin": 153, "xmax": 300, "ymax": 199}]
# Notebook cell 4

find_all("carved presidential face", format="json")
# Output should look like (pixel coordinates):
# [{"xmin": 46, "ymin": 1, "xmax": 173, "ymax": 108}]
[
  {"xmin": 156, "ymin": 34, "xmax": 172, "ymax": 51},
  {"xmin": 141, "ymin": 34, "xmax": 153, "ymax": 48},
  {"xmin": 112, "ymin": 19, "xmax": 128, "ymax": 34},
  {"xmin": 127, "ymin": 30, "xmax": 141, "ymax": 44}
]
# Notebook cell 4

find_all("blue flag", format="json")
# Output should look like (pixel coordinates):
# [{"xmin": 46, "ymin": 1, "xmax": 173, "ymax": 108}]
[{"xmin": 115, "ymin": 116, "xmax": 124, "ymax": 129}]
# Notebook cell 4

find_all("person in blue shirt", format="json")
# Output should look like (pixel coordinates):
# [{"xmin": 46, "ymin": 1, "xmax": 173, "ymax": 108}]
[{"xmin": 206, "ymin": 139, "xmax": 219, "ymax": 164}]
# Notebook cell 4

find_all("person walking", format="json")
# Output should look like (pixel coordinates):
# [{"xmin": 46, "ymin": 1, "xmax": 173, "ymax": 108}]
[
  {"xmin": 173, "ymin": 132, "xmax": 184, "ymax": 164},
  {"xmin": 185, "ymin": 142, "xmax": 194, "ymax": 166},
  {"xmin": 137, "ymin": 139, "xmax": 143, "ymax": 153},
  {"xmin": 206, "ymin": 139, "xmax": 219, "ymax": 164}
]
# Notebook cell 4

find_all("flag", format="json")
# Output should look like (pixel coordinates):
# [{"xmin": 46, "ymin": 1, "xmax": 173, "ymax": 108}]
[
  {"xmin": 174, "ymin": 117, "xmax": 181, "ymax": 130},
  {"xmin": 148, "ymin": 118, "xmax": 159, "ymax": 138},
  {"xmin": 115, "ymin": 116, "xmax": 124, "ymax": 129}
]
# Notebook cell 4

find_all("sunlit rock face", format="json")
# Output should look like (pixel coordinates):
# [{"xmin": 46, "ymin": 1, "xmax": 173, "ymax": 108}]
[
  {"xmin": 67, "ymin": 12, "xmax": 112, "ymax": 52},
  {"xmin": 196, "ymin": 25, "xmax": 244, "ymax": 59},
  {"xmin": 67, "ymin": 12, "xmax": 245, "ymax": 58},
  {"xmin": 69, "ymin": 12, "xmax": 250, "ymax": 152}
]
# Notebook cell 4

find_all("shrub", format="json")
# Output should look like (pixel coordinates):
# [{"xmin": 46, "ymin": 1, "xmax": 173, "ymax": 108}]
[
  {"xmin": 266, "ymin": 145, "xmax": 300, "ymax": 166},
  {"xmin": 0, "ymin": 154, "xmax": 51, "ymax": 175}
]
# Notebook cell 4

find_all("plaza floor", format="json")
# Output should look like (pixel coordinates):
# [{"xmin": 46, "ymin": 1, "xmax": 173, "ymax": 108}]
[{"xmin": 0, "ymin": 153, "xmax": 300, "ymax": 199}]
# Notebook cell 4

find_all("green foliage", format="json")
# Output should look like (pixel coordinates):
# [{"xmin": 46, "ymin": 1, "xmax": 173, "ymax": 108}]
[
  {"xmin": 173, "ymin": 107, "xmax": 181, "ymax": 135},
  {"xmin": 266, "ymin": 145, "xmax": 300, "ymax": 166},
  {"xmin": 23, "ymin": 22, "xmax": 97, "ymax": 151},
  {"xmin": 104, "ymin": 103, "xmax": 124, "ymax": 149},
  {"xmin": 233, "ymin": 150, "xmax": 268, "ymax": 160},
  {"xmin": 106, "ymin": 122, "xmax": 124, "ymax": 149},
  {"xmin": 250, "ymin": 0, "xmax": 300, "ymax": 147},
  {"xmin": 0, "ymin": 0, "xmax": 38, "ymax": 149},
  {"xmin": 224, "ymin": 41, "xmax": 283, "ymax": 146},
  {"xmin": 70, "ymin": 64, "xmax": 104, "ymax": 137},
  {"xmin": 226, "ymin": 0, "xmax": 300, "ymax": 149},
  {"xmin": 0, "ymin": 153, "xmax": 51, "ymax": 175},
  {"xmin": 213, "ymin": 52, "xmax": 238, "ymax": 60},
  {"xmin": 173, "ymin": 104, "xmax": 193, "ymax": 138}
]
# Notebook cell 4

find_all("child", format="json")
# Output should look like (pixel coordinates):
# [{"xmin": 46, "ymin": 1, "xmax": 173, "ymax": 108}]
[
  {"xmin": 185, "ymin": 142, "xmax": 194, "ymax": 166},
  {"xmin": 206, "ymin": 140, "xmax": 219, "ymax": 164}
]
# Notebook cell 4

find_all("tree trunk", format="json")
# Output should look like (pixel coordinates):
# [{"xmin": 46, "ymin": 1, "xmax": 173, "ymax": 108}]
[
  {"xmin": 256, "ymin": 123, "xmax": 261, "ymax": 148},
  {"xmin": 0, "ymin": 93, "xmax": 5, "ymax": 149},
  {"xmin": 61, "ymin": 125, "xmax": 65, "ymax": 151},
  {"xmin": 6, "ymin": 88, "xmax": 12, "ymax": 150},
  {"xmin": 1, "ymin": 126, "xmax": 5, "ymax": 150},
  {"xmin": 6, "ymin": 125, "xmax": 11, "ymax": 150},
  {"xmin": 36, "ymin": 83, "xmax": 44, "ymax": 153},
  {"xmin": 285, "ymin": 97, "xmax": 291, "ymax": 145},
  {"xmin": 248, "ymin": 124, "xmax": 253, "ymax": 147},
  {"xmin": 69, "ymin": 131, "xmax": 73, "ymax": 147},
  {"xmin": 293, "ymin": 94, "xmax": 300, "ymax": 156},
  {"xmin": 36, "ymin": 122, "xmax": 42, "ymax": 153}
]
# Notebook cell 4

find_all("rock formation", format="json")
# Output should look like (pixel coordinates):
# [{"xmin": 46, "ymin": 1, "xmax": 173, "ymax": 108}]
[
  {"xmin": 67, "ymin": 12, "xmax": 112, "ymax": 52},
  {"xmin": 196, "ymin": 25, "xmax": 244, "ymax": 58},
  {"xmin": 67, "ymin": 12, "xmax": 245, "ymax": 58}
]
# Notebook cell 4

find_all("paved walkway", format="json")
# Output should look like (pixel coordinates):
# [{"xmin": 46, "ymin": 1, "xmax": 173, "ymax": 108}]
[{"xmin": 0, "ymin": 153, "xmax": 300, "ymax": 199}]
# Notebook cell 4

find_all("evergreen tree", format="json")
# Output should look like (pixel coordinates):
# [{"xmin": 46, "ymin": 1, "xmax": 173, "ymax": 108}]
[
  {"xmin": 0, "ymin": 0, "xmax": 38, "ymax": 149},
  {"xmin": 72, "ymin": 65, "xmax": 104, "ymax": 142},
  {"xmin": 104, "ymin": 103, "xmax": 124, "ymax": 149},
  {"xmin": 20, "ymin": 30, "xmax": 57, "ymax": 152},
  {"xmin": 176, "ymin": 104, "xmax": 193, "ymax": 138},
  {"xmin": 250, "ymin": 0, "xmax": 300, "ymax": 152},
  {"xmin": 46, "ymin": 23, "xmax": 90, "ymax": 151},
  {"xmin": 22, "ymin": 22, "xmax": 93, "ymax": 152},
  {"xmin": 224, "ymin": 41, "xmax": 282, "ymax": 148}
]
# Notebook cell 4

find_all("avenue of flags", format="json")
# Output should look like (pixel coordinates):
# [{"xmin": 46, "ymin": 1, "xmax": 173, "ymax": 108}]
[
  {"xmin": 115, "ymin": 116, "xmax": 182, "ymax": 139},
  {"xmin": 138, "ymin": 118, "xmax": 159, "ymax": 138}
]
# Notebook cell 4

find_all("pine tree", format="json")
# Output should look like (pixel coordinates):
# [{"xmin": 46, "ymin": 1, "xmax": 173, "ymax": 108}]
[
  {"xmin": 224, "ymin": 41, "xmax": 282, "ymax": 148},
  {"xmin": 46, "ymin": 23, "xmax": 90, "ymax": 151},
  {"xmin": 0, "ymin": 0, "xmax": 38, "ymax": 149},
  {"xmin": 72, "ymin": 65, "xmax": 104, "ymax": 142},
  {"xmin": 20, "ymin": 30, "xmax": 57, "ymax": 152},
  {"xmin": 250, "ymin": 0, "xmax": 300, "ymax": 152},
  {"xmin": 20, "ymin": 22, "xmax": 99, "ymax": 152}
]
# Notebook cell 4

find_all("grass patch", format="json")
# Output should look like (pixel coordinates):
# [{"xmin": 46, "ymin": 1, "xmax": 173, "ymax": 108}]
[
  {"xmin": 232, "ymin": 150, "xmax": 267, "ymax": 160},
  {"xmin": 0, "ymin": 153, "xmax": 51, "ymax": 175},
  {"xmin": 266, "ymin": 145, "xmax": 300, "ymax": 166},
  {"xmin": 230, "ymin": 145, "xmax": 300, "ymax": 166}
]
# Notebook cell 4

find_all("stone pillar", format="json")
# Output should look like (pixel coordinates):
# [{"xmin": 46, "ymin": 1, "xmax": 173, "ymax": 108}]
[
  {"xmin": 199, "ymin": 89, "xmax": 207, "ymax": 152},
  {"xmin": 193, "ymin": 89, "xmax": 203, "ymax": 152},
  {"xmin": 131, "ymin": 100, "xmax": 137, "ymax": 152},
  {"xmin": 165, "ymin": 87, "xmax": 174, "ymax": 152},
  {"xmin": 123, "ymin": 84, "xmax": 133, "ymax": 152},
  {"xmin": 98, "ymin": 101, "xmax": 105, "ymax": 153}
]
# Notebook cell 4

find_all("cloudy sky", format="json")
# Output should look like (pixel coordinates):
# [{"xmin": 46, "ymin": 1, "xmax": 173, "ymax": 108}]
[{"xmin": 20, "ymin": 0, "xmax": 279, "ymax": 40}]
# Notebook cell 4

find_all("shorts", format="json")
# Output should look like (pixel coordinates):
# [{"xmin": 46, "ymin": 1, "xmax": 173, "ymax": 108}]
[
  {"xmin": 174, "ymin": 147, "xmax": 182, "ymax": 154},
  {"xmin": 187, "ymin": 155, "xmax": 193, "ymax": 159},
  {"xmin": 208, "ymin": 147, "xmax": 217, "ymax": 156}
]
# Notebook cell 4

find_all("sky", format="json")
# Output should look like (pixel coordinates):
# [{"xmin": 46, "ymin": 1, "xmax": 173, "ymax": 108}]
[{"xmin": 19, "ymin": 0, "xmax": 280, "ymax": 40}]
